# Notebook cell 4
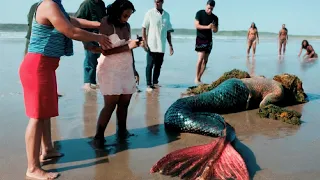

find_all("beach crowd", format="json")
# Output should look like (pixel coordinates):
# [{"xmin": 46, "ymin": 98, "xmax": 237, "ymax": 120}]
[{"xmin": 20, "ymin": 0, "xmax": 318, "ymax": 179}]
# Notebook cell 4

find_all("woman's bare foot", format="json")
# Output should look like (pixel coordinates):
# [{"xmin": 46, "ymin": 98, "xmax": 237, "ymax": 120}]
[
  {"xmin": 40, "ymin": 149, "xmax": 64, "ymax": 162},
  {"xmin": 116, "ymin": 130, "xmax": 135, "ymax": 140},
  {"xmin": 91, "ymin": 137, "xmax": 106, "ymax": 150},
  {"xmin": 26, "ymin": 168, "xmax": 59, "ymax": 180}
]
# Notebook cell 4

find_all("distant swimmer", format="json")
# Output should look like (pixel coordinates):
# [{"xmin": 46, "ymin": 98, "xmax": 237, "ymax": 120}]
[
  {"xmin": 298, "ymin": 40, "xmax": 318, "ymax": 60},
  {"xmin": 247, "ymin": 22, "xmax": 259, "ymax": 56},
  {"xmin": 278, "ymin": 24, "xmax": 288, "ymax": 55}
]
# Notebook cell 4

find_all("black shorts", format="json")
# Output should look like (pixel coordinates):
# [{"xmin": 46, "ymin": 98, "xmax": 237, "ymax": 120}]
[{"xmin": 195, "ymin": 37, "xmax": 212, "ymax": 54}]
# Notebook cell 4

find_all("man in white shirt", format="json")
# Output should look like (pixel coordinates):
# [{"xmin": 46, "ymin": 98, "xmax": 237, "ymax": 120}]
[{"xmin": 142, "ymin": 0, "xmax": 174, "ymax": 92}]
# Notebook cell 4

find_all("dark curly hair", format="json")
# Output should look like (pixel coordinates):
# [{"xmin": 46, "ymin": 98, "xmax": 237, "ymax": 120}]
[
  {"xmin": 273, "ymin": 73, "xmax": 308, "ymax": 104},
  {"xmin": 106, "ymin": 0, "xmax": 135, "ymax": 27},
  {"xmin": 301, "ymin": 40, "xmax": 309, "ymax": 49},
  {"xmin": 250, "ymin": 22, "xmax": 257, "ymax": 30}
]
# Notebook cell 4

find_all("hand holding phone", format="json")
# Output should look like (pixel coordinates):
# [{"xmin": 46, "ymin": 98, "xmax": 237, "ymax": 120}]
[
  {"xmin": 136, "ymin": 35, "xmax": 142, "ymax": 45},
  {"xmin": 212, "ymin": 20, "xmax": 217, "ymax": 26}
]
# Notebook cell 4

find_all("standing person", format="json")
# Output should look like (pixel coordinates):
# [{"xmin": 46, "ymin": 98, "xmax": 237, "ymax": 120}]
[
  {"xmin": 25, "ymin": 2, "xmax": 38, "ymax": 55},
  {"xmin": 25, "ymin": 3, "xmax": 63, "ymax": 97},
  {"xmin": 92, "ymin": 0, "xmax": 144, "ymax": 148},
  {"xmin": 194, "ymin": 0, "xmax": 219, "ymax": 85},
  {"xmin": 142, "ymin": 0, "xmax": 174, "ymax": 92},
  {"xmin": 19, "ymin": 0, "xmax": 111, "ymax": 179},
  {"xmin": 298, "ymin": 40, "xmax": 318, "ymax": 60},
  {"xmin": 247, "ymin": 22, "xmax": 259, "ymax": 56},
  {"xmin": 75, "ymin": 0, "xmax": 107, "ymax": 91},
  {"xmin": 278, "ymin": 24, "xmax": 288, "ymax": 55}
]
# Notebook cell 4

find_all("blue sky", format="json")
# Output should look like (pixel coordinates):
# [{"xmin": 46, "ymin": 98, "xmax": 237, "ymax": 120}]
[{"xmin": 1, "ymin": 0, "xmax": 319, "ymax": 35}]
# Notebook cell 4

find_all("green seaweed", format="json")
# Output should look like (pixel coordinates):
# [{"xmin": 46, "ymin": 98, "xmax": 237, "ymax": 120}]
[
  {"xmin": 257, "ymin": 104, "xmax": 302, "ymax": 125},
  {"xmin": 185, "ymin": 69, "xmax": 250, "ymax": 95}
]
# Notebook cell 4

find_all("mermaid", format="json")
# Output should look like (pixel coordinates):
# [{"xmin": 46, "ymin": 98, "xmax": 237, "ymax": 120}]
[{"xmin": 150, "ymin": 69, "xmax": 307, "ymax": 180}]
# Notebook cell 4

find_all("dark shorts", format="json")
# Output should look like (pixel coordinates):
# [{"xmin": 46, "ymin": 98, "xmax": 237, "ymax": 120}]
[{"xmin": 195, "ymin": 37, "xmax": 213, "ymax": 54}]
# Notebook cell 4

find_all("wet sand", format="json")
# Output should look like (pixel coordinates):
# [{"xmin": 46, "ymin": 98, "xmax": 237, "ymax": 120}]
[{"xmin": 1, "ymin": 37, "xmax": 320, "ymax": 179}]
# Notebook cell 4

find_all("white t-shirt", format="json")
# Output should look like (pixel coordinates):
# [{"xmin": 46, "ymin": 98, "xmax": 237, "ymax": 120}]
[{"xmin": 142, "ymin": 8, "xmax": 173, "ymax": 53}]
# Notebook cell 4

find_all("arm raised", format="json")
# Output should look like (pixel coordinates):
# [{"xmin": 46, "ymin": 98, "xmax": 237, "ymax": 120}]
[{"xmin": 40, "ymin": 0, "xmax": 110, "ymax": 48}]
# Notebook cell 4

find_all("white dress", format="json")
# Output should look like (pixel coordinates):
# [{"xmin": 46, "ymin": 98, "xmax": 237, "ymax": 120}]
[{"xmin": 97, "ymin": 26, "xmax": 136, "ymax": 95}]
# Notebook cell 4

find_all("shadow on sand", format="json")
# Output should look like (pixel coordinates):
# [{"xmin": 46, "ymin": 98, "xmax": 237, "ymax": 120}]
[
  {"xmin": 233, "ymin": 138, "xmax": 261, "ymax": 179},
  {"xmin": 46, "ymin": 124, "xmax": 180, "ymax": 172}
]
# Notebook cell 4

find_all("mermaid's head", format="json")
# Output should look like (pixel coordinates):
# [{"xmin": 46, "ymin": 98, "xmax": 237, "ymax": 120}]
[{"xmin": 273, "ymin": 73, "xmax": 308, "ymax": 104}]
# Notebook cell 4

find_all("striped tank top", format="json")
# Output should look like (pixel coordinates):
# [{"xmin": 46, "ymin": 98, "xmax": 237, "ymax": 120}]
[{"xmin": 28, "ymin": 0, "xmax": 73, "ymax": 58}]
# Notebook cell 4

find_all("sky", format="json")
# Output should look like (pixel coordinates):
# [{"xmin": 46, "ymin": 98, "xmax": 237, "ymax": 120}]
[{"xmin": 0, "ymin": 0, "xmax": 319, "ymax": 35}]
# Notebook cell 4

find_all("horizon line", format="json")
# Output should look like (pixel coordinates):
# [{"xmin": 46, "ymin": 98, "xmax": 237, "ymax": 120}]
[{"xmin": 1, "ymin": 23, "xmax": 320, "ymax": 37}]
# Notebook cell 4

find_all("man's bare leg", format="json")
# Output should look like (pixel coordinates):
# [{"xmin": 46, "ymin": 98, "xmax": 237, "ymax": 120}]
[
  {"xmin": 195, "ymin": 52, "xmax": 205, "ymax": 84},
  {"xmin": 198, "ymin": 53, "xmax": 210, "ymax": 80},
  {"xmin": 25, "ymin": 118, "xmax": 59, "ymax": 179},
  {"xmin": 40, "ymin": 119, "xmax": 63, "ymax": 162}
]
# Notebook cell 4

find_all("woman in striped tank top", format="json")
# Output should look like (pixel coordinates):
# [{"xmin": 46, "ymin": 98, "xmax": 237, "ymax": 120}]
[{"xmin": 19, "ymin": 0, "xmax": 112, "ymax": 179}]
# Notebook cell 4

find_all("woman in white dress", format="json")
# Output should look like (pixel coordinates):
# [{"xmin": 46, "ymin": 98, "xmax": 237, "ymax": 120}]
[{"xmin": 93, "ymin": 0, "xmax": 143, "ymax": 147}]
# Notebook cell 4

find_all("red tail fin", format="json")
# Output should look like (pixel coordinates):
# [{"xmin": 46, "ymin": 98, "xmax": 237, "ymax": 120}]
[{"xmin": 150, "ymin": 137, "xmax": 249, "ymax": 180}]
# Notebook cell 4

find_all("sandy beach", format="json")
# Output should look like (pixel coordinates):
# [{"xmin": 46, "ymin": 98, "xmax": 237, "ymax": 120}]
[{"xmin": 1, "ymin": 35, "xmax": 320, "ymax": 180}]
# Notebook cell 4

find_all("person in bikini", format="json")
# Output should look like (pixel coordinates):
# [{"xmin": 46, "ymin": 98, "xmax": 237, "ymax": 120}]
[
  {"xmin": 278, "ymin": 24, "xmax": 288, "ymax": 55},
  {"xmin": 247, "ymin": 22, "xmax": 259, "ymax": 56},
  {"xmin": 298, "ymin": 40, "xmax": 318, "ymax": 60}
]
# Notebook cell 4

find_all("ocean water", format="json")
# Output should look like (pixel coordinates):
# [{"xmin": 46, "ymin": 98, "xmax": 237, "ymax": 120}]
[
  {"xmin": 0, "ymin": 30, "xmax": 319, "ymax": 95},
  {"xmin": 1, "ymin": 29, "xmax": 320, "ymax": 116}
]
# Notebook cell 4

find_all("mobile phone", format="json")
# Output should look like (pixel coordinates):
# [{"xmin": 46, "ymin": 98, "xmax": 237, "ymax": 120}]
[
  {"xmin": 136, "ymin": 35, "xmax": 143, "ymax": 45},
  {"xmin": 136, "ymin": 35, "xmax": 142, "ymax": 42}
]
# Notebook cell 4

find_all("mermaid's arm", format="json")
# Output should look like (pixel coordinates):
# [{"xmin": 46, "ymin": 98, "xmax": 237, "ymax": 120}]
[
  {"xmin": 260, "ymin": 93, "xmax": 276, "ymax": 107},
  {"xmin": 259, "ymin": 90, "xmax": 284, "ymax": 108}
]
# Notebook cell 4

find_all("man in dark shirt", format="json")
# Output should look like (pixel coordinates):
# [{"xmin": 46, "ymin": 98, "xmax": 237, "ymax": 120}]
[
  {"xmin": 25, "ymin": 2, "xmax": 38, "ymax": 55},
  {"xmin": 194, "ymin": 0, "xmax": 218, "ymax": 85},
  {"xmin": 75, "ymin": 0, "xmax": 106, "ymax": 91}
]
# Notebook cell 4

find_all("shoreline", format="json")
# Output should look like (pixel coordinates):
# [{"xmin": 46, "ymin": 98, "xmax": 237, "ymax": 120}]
[
  {"xmin": 1, "ymin": 24, "xmax": 320, "ymax": 38},
  {"xmin": 1, "ymin": 32, "xmax": 320, "ymax": 41}
]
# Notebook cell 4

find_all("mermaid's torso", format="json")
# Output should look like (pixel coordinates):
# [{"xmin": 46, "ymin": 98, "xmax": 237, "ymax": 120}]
[{"xmin": 241, "ymin": 76, "xmax": 284, "ymax": 102}]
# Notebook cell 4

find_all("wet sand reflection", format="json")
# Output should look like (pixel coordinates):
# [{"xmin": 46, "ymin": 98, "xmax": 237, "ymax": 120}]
[
  {"xmin": 145, "ymin": 89, "xmax": 161, "ymax": 135},
  {"xmin": 246, "ymin": 55, "xmax": 256, "ymax": 76}
]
